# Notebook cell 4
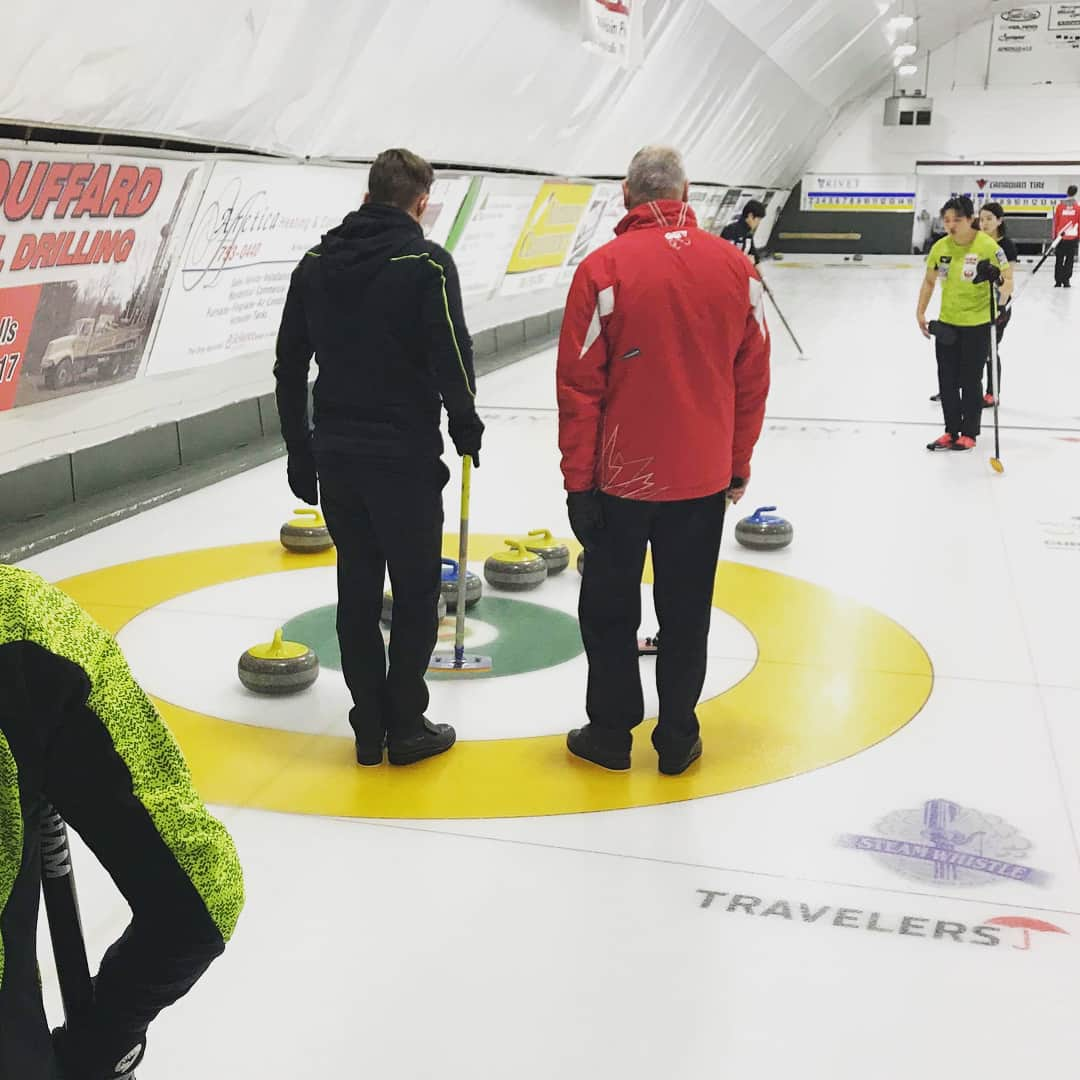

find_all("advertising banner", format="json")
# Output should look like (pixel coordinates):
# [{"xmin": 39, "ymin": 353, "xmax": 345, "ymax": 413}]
[
  {"xmin": 452, "ymin": 177, "xmax": 540, "ymax": 300},
  {"xmin": 146, "ymin": 161, "xmax": 366, "ymax": 376},
  {"xmin": 0, "ymin": 150, "xmax": 201, "ymax": 410},
  {"xmin": 580, "ymin": 0, "xmax": 644, "ymax": 69},
  {"xmin": 501, "ymin": 182, "xmax": 594, "ymax": 295},
  {"xmin": 705, "ymin": 188, "xmax": 745, "ymax": 236},
  {"xmin": 801, "ymin": 174, "xmax": 916, "ymax": 213},
  {"xmin": 989, "ymin": 4, "xmax": 1080, "ymax": 85},
  {"xmin": 912, "ymin": 167, "xmax": 1079, "ymax": 252},
  {"xmin": 422, "ymin": 176, "xmax": 473, "ymax": 249},
  {"xmin": 557, "ymin": 182, "xmax": 626, "ymax": 285},
  {"xmin": 689, "ymin": 186, "xmax": 729, "ymax": 234}
]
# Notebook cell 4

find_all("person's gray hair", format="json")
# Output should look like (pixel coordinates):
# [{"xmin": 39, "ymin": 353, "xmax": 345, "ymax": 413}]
[{"xmin": 626, "ymin": 146, "xmax": 687, "ymax": 205}]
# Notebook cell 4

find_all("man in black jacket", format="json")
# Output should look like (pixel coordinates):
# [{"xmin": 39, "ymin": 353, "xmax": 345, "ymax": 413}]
[
  {"xmin": 274, "ymin": 148, "xmax": 483, "ymax": 767},
  {"xmin": 720, "ymin": 199, "xmax": 767, "ymax": 264}
]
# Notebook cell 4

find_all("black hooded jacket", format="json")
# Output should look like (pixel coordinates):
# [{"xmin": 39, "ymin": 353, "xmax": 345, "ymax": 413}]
[
  {"xmin": 274, "ymin": 203, "xmax": 478, "ymax": 460},
  {"xmin": 720, "ymin": 217, "xmax": 759, "ymax": 264}
]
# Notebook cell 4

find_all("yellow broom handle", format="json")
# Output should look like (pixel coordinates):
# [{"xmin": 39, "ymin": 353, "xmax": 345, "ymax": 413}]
[{"xmin": 454, "ymin": 456, "xmax": 472, "ymax": 657}]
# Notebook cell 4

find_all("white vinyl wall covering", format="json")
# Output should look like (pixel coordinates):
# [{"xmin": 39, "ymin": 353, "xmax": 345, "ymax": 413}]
[{"xmin": 3, "ymin": 0, "xmax": 995, "ymax": 186}]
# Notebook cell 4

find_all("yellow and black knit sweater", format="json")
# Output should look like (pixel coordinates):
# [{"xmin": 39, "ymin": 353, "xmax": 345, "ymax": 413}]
[{"xmin": 0, "ymin": 563, "xmax": 243, "ymax": 991}]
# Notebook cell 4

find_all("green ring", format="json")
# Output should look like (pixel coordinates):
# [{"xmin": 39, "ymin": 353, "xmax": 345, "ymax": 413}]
[{"xmin": 283, "ymin": 596, "xmax": 584, "ymax": 679}]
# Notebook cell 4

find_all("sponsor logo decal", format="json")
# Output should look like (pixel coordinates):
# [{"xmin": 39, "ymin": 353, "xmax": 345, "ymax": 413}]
[
  {"xmin": 839, "ymin": 799, "xmax": 1048, "ymax": 887},
  {"xmin": 696, "ymin": 889, "xmax": 1068, "ymax": 952}
]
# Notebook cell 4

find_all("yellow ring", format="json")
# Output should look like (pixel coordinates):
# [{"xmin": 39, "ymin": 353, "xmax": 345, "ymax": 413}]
[{"xmin": 58, "ymin": 536, "xmax": 932, "ymax": 819}]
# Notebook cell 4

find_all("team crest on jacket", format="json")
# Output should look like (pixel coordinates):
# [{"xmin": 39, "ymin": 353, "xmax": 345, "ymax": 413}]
[{"xmin": 665, "ymin": 229, "xmax": 691, "ymax": 251}]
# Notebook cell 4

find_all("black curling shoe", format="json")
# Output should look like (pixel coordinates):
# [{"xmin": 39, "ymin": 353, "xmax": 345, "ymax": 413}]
[
  {"xmin": 387, "ymin": 719, "xmax": 456, "ymax": 766},
  {"xmin": 566, "ymin": 725, "xmax": 631, "ymax": 771},
  {"xmin": 657, "ymin": 737, "xmax": 703, "ymax": 776}
]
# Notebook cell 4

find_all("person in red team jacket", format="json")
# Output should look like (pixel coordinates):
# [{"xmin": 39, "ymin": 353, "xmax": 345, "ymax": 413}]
[
  {"xmin": 556, "ymin": 146, "xmax": 771, "ymax": 776},
  {"xmin": 1053, "ymin": 184, "xmax": 1079, "ymax": 288}
]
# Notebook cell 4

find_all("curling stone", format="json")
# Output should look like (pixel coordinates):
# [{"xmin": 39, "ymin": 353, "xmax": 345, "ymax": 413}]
[
  {"xmin": 734, "ymin": 506, "xmax": 794, "ymax": 551},
  {"xmin": 280, "ymin": 507, "xmax": 334, "ymax": 554},
  {"xmin": 484, "ymin": 540, "xmax": 548, "ymax": 592},
  {"xmin": 523, "ymin": 529, "xmax": 570, "ymax": 574},
  {"xmin": 440, "ymin": 558, "xmax": 483, "ymax": 611},
  {"xmin": 577, "ymin": 549, "xmax": 585, "ymax": 575},
  {"xmin": 381, "ymin": 590, "xmax": 448, "ymax": 625},
  {"xmin": 238, "ymin": 628, "xmax": 319, "ymax": 695}
]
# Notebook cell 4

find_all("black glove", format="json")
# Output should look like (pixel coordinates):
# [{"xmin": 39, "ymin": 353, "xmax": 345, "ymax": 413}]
[
  {"xmin": 448, "ymin": 412, "xmax": 484, "ymax": 467},
  {"xmin": 567, "ymin": 490, "xmax": 604, "ymax": 550},
  {"xmin": 286, "ymin": 439, "xmax": 318, "ymax": 505},
  {"xmin": 53, "ymin": 1024, "xmax": 146, "ymax": 1080},
  {"xmin": 973, "ymin": 258, "xmax": 1002, "ymax": 285}
]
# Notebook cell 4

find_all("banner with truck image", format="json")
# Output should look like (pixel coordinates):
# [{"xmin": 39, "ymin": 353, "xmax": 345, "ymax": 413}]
[{"xmin": 0, "ymin": 150, "xmax": 202, "ymax": 410}]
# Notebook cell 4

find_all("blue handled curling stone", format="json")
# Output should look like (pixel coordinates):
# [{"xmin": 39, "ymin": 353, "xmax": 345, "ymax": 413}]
[
  {"xmin": 440, "ymin": 558, "xmax": 483, "ymax": 611},
  {"xmin": 734, "ymin": 506, "xmax": 794, "ymax": 551}
]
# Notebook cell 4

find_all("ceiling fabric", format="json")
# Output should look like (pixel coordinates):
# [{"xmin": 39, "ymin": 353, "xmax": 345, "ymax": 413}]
[{"xmin": 3, "ymin": 0, "xmax": 995, "ymax": 186}]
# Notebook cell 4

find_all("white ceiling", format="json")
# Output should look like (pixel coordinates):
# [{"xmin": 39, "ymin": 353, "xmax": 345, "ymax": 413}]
[
  {"xmin": 0, "ymin": 0, "xmax": 1001, "ymax": 186},
  {"xmin": 709, "ymin": 0, "xmax": 997, "ymax": 109}
]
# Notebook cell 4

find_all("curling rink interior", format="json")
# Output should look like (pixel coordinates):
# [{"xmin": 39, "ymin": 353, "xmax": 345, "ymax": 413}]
[{"xmin": 24, "ymin": 259, "xmax": 1080, "ymax": 1078}]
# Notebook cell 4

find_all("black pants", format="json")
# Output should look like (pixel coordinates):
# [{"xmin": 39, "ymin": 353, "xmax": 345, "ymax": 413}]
[
  {"xmin": 315, "ymin": 450, "xmax": 448, "ymax": 743},
  {"xmin": 0, "ymin": 705, "xmax": 228, "ymax": 1079},
  {"xmin": 935, "ymin": 323, "xmax": 989, "ymax": 439},
  {"xmin": 578, "ymin": 491, "xmax": 727, "ymax": 754},
  {"xmin": 1055, "ymin": 239, "xmax": 1078, "ymax": 285}
]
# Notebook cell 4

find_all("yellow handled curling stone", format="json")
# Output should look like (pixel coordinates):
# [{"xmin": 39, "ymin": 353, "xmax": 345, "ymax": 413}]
[
  {"xmin": 280, "ymin": 507, "xmax": 334, "ymax": 554},
  {"xmin": 238, "ymin": 628, "xmax": 320, "ymax": 694},
  {"xmin": 483, "ymin": 539, "xmax": 548, "ymax": 592},
  {"xmin": 522, "ymin": 529, "xmax": 570, "ymax": 574}
]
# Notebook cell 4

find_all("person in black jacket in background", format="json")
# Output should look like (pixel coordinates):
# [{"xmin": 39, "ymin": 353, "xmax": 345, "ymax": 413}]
[
  {"xmin": 977, "ymin": 202, "xmax": 1016, "ymax": 406},
  {"xmin": 274, "ymin": 148, "xmax": 483, "ymax": 768},
  {"xmin": 720, "ymin": 199, "xmax": 767, "ymax": 263}
]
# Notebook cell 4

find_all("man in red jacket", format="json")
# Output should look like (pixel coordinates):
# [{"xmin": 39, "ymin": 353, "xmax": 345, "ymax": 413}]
[
  {"xmin": 1053, "ymin": 185, "xmax": 1079, "ymax": 288},
  {"xmin": 556, "ymin": 145, "xmax": 771, "ymax": 776}
]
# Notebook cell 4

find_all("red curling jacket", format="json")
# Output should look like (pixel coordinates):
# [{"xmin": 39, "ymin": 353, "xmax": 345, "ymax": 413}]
[{"xmin": 556, "ymin": 200, "xmax": 771, "ymax": 501}]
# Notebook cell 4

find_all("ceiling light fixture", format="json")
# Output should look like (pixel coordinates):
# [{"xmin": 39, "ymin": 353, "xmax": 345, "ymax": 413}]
[
  {"xmin": 888, "ymin": 15, "xmax": 915, "ymax": 30},
  {"xmin": 898, "ymin": 63, "xmax": 918, "ymax": 75},
  {"xmin": 894, "ymin": 43, "xmax": 918, "ymax": 57}
]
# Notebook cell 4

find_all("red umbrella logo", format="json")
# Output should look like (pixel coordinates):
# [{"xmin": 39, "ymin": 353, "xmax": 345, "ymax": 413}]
[{"xmin": 987, "ymin": 916, "xmax": 1069, "ymax": 951}]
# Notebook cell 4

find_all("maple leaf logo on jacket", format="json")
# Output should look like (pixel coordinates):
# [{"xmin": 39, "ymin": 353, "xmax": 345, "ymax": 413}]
[
  {"xmin": 555, "ymin": 198, "xmax": 772, "ymax": 502},
  {"xmin": 601, "ymin": 425, "xmax": 665, "ymax": 500}
]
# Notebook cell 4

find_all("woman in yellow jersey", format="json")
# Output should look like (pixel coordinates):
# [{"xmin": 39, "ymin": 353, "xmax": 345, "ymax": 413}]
[{"xmin": 917, "ymin": 196, "xmax": 1013, "ymax": 451}]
